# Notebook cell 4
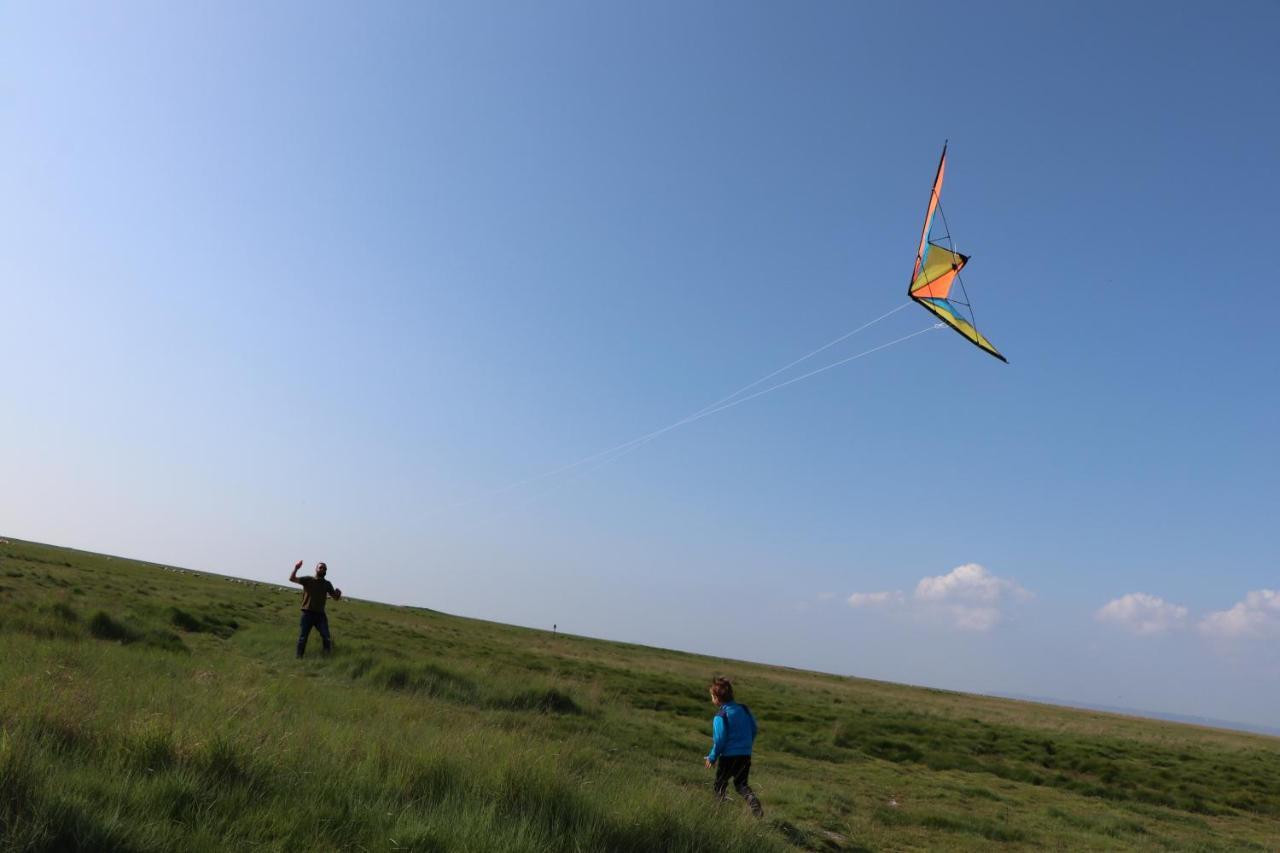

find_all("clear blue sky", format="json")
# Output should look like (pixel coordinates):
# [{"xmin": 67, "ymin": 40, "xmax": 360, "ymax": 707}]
[{"xmin": 3, "ymin": 2, "xmax": 1277, "ymax": 727}]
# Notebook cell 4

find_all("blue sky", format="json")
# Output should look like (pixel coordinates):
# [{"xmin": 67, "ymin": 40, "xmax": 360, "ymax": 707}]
[{"xmin": 3, "ymin": 2, "xmax": 1278, "ymax": 727}]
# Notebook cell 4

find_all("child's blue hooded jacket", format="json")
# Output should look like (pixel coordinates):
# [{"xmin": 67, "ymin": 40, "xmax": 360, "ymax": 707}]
[{"xmin": 707, "ymin": 702, "xmax": 757, "ymax": 763}]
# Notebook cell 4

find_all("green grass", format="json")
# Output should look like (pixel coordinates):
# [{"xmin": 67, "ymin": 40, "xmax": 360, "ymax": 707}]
[{"xmin": 1, "ymin": 537, "xmax": 1278, "ymax": 851}]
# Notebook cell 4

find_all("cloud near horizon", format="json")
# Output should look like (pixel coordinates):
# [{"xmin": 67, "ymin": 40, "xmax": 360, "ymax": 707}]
[
  {"xmin": 847, "ymin": 590, "xmax": 903, "ymax": 608},
  {"xmin": 914, "ymin": 563, "xmax": 1032, "ymax": 631},
  {"xmin": 848, "ymin": 563, "xmax": 1030, "ymax": 632},
  {"xmin": 1199, "ymin": 589, "xmax": 1280, "ymax": 640},
  {"xmin": 1095, "ymin": 593, "xmax": 1189, "ymax": 635}
]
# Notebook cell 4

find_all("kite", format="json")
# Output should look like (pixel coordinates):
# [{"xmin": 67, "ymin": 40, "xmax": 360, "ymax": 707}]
[{"xmin": 909, "ymin": 143, "xmax": 1007, "ymax": 363}]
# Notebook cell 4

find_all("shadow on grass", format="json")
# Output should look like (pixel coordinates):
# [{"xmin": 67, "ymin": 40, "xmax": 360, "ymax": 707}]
[
  {"xmin": 88, "ymin": 610, "xmax": 187, "ymax": 653},
  {"xmin": 353, "ymin": 658, "xmax": 585, "ymax": 716},
  {"xmin": 487, "ymin": 688, "xmax": 582, "ymax": 715}
]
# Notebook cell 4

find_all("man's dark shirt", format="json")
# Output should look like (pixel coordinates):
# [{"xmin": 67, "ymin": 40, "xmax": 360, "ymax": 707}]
[{"xmin": 299, "ymin": 576, "xmax": 334, "ymax": 613}]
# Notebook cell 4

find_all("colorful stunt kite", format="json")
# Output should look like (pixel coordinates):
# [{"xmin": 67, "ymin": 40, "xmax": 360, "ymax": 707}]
[{"xmin": 909, "ymin": 144, "xmax": 1007, "ymax": 363}]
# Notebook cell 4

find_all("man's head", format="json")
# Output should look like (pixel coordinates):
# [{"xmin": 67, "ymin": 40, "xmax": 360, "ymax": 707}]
[
  {"xmin": 709, "ymin": 676, "xmax": 734, "ymax": 706},
  {"xmin": 316, "ymin": 562, "xmax": 328, "ymax": 578}
]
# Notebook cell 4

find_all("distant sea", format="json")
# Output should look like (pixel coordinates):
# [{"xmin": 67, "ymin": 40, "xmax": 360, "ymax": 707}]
[{"xmin": 992, "ymin": 693, "xmax": 1280, "ymax": 738}]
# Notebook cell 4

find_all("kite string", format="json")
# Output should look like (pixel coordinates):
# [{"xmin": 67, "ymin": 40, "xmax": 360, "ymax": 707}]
[
  {"xmin": 580, "ymin": 302, "xmax": 916, "ymax": 463},
  {"xmin": 658, "ymin": 323, "xmax": 941, "ymax": 425},
  {"xmin": 533, "ymin": 321, "xmax": 943, "ymax": 479},
  {"xmin": 448, "ymin": 302, "xmax": 912, "ymax": 509},
  {"xmin": 473, "ymin": 321, "xmax": 943, "ymax": 517},
  {"xmin": 683, "ymin": 301, "xmax": 911, "ymax": 414}
]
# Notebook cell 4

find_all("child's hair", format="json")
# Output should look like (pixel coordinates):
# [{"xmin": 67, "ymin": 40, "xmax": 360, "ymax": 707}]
[{"xmin": 710, "ymin": 677, "xmax": 735, "ymax": 703}]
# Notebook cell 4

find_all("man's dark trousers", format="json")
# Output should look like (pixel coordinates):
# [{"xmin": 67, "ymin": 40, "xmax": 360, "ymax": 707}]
[{"xmin": 297, "ymin": 610, "xmax": 332, "ymax": 658}]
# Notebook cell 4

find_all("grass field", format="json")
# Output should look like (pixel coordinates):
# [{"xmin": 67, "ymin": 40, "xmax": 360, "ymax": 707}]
[{"xmin": 1, "ymin": 537, "xmax": 1277, "ymax": 851}]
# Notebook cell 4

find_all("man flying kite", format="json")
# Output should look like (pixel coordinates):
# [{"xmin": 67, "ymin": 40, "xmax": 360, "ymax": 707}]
[{"xmin": 289, "ymin": 559, "xmax": 342, "ymax": 658}]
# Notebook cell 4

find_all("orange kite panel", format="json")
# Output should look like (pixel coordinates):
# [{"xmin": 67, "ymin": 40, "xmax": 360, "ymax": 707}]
[{"xmin": 912, "ymin": 268, "xmax": 958, "ymax": 300}]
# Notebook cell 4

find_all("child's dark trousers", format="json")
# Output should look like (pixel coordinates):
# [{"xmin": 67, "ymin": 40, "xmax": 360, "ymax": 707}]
[{"xmin": 713, "ymin": 755, "xmax": 763, "ymax": 817}]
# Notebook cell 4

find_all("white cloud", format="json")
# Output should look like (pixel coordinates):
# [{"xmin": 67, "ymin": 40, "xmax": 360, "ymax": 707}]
[
  {"xmin": 845, "ymin": 564, "xmax": 1030, "ymax": 632},
  {"xmin": 847, "ymin": 590, "xmax": 903, "ymax": 608},
  {"xmin": 1199, "ymin": 589, "xmax": 1280, "ymax": 639},
  {"xmin": 915, "ymin": 563, "xmax": 1027, "ymax": 603},
  {"xmin": 1095, "ymin": 593, "xmax": 1189, "ymax": 635},
  {"xmin": 912, "ymin": 563, "xmax": 1030, "ymax": 632},
  {"xmin": 875, "ymin": 560, "xmax": 1034, "ymax": 627}
]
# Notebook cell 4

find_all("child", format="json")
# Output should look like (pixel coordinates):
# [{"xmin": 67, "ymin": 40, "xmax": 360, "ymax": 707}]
[{"xmin": 704, "ymin": 677, "xmax": 763, "ymax": 817}]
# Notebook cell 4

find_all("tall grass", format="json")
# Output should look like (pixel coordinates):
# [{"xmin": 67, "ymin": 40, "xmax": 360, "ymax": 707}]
[{"xmin": 2, "ymin": 537, "xmax": 1278, "ymax": 851}]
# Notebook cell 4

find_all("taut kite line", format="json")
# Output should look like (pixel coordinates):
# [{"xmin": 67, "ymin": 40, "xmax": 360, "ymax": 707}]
[
  {"xmin": 909, "ymin": 143, "xmax": 1007, "ymax": 363},
  {"xmin": 447, "ymin": 146, "xmax": 1010, "ymax": 511}
]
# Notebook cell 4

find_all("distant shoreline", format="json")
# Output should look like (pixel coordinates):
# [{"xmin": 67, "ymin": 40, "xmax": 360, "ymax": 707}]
[{"xmin": 991, "ymin": 692, "xmax": 1280, "ymax": 739}]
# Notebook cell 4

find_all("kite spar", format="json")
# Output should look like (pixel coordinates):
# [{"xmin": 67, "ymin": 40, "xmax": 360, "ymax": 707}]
[{"xmin": 908, "ymin": 143, "xmax": 1007, "ymax": 363}]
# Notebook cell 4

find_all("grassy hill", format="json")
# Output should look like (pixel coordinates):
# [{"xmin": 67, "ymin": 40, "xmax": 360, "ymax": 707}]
[{"xmin": 1, "ymin": 538, "xmax": 1277, "ymax": 851}]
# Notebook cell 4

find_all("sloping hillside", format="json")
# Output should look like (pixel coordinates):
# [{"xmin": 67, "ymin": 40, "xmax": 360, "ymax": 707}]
[{"xmin": 1, "ymin": 538, "xmax": 1277, "ymax": 851}]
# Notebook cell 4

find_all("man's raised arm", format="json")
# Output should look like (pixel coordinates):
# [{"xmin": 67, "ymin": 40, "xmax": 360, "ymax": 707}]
[{"xmin": 288, "ymin": 559, "xmax": 303, "ymax": 584}]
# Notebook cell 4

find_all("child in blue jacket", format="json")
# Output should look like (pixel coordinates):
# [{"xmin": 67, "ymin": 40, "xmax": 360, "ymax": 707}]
[{"xmin": 704, "ymin": 677, "xmax": 763, "ymax": 817}]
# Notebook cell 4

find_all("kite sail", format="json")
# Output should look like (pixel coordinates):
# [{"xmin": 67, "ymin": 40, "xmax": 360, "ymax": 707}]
[{"xmin": 909, "ymin": 143, "xmax": 1007, "ymax": 363}]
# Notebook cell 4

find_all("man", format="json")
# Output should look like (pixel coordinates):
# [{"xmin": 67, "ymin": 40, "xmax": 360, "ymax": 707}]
[{"xmin": 289, "ymin": 559, "xmax": 342, "ymax": 658}]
